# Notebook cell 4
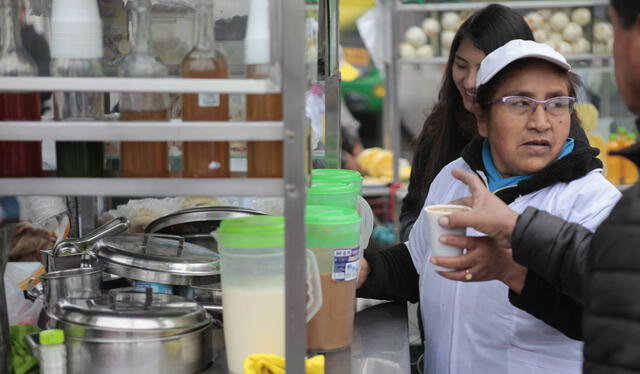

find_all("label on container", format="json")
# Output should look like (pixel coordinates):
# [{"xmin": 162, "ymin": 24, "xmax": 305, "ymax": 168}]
[
  {"xmin": 133, "ymin": 281, "xmax": 173, "ymax": 295},
  {"xmin": 332, "ymin": 246, "xmax": 361, "ymax": 281},
  {"xmin": 198, "ymin": 93, "xmax": 220, "ymax": 107}
]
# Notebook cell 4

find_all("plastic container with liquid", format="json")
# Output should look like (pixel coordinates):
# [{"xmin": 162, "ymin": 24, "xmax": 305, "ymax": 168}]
[
  {"xmin": 39, "ymin": 329, "xmax": 67, "ymax": 374},
  {"xmin": 305, "ymin": 205, "xmax": 361, "ymax": 352},
  {"xmin": 214, "ymin": 215, "xmax": 322, "ymax": 374},
  {"xmin": 181, "ymin": 0, "xmax": 230, "ymax": 178}
]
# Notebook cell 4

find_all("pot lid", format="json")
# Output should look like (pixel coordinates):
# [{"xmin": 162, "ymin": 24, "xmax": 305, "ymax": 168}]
[
  {"xmin": 144, "ymin": 206, "xmax": 265, "ymax": 236},
  {"xmin": 93, "ymin": 234, "xmax": 219, "ymax": 277},
  {"xmin": 52, "ymin": 288, "xmax": 210, "ymax": 332}
]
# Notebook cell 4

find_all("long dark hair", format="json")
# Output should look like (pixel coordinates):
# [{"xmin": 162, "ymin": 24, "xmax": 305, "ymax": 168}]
[{"xmin": 412, "ymin": 4, "xmax": 534, "ymax": 190}]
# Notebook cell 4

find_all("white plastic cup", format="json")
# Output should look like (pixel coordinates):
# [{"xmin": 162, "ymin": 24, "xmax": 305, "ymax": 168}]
[{"xmin": 424, "ymin": 204, "xmax": 472, "ymax": 272}]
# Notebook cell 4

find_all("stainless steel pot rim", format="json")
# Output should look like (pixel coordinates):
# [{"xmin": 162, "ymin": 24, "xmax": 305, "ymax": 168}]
[
  {"xmin": 103, "ymin": 262, "xmax": 219, "ymax": 286},
  {"xmin": 93, "ymin": 234, "xmax": 220, "ymax": 277},
  {"xmin": 51, "ymin": 293, "xmax": 211, "ymax": 333},
  {"xmin": 144, "ymin": 205, "xmax": 266, "ymax": 234},
  {"xmin": 40, "ymin": 266, "xmax": 104, "ymax": 279}
]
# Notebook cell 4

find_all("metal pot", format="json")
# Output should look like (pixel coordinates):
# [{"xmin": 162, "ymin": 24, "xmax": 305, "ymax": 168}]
[
  {"xmin": 144, "ymin": 206, "xmax": 265, "ymax": 252},
  {"xmin": 27, "ymin": 267, "xmax": 103, "ymax": 312},
  {"xmin": 91, "ymin": 234, "xmax": 220, "ymax": 286},
  {"xmin": 44, "ymin": 288, "xmax": 214, "ymax": 374}
]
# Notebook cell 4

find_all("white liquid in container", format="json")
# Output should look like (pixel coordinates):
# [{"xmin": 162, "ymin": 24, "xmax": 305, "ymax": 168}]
[{"xmin": 223, "ymin": 286, "xmax": 285, "ymax": 374}]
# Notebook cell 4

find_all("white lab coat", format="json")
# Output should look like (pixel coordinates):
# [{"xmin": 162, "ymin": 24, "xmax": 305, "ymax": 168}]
[{"xmin": 407, "ymin": 158, "xmax": 621, "ymax": 374}]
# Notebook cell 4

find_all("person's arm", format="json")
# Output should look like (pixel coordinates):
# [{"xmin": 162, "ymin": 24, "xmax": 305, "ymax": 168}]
[
  {"xmin": 511, "ymin": 207, "xmax": 594, "ymax": 302},
  {"xmin": 356, "ymin": 242, "xmax": 420, "ymax": 303}
]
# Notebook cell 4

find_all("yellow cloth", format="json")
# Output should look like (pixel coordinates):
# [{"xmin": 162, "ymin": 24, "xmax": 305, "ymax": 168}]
[{"xmin": 243, "ymin": 354, "xmax": 325, "ymax": 374}]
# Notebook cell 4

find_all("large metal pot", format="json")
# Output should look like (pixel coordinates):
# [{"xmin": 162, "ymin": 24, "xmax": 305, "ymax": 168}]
[
  {"xmin": 27, "ymin": 267, "xmax": 103, "ymax": 312},
  {"xmin": 144, "ymin": 206, "xmax": 265, "ymax": 252},
  {"xmin": 45, "ymin": 288, "xmax": 214, "ymax": 374}
]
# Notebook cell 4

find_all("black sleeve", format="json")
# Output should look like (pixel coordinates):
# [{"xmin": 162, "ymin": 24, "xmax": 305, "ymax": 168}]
[
  {"xmin": 356, "ymin": 242, "xmax": 419, "ymax": 303},
  {"xmin": 512, "ymin": 207, "xmax": 593, "ymax": 302}
]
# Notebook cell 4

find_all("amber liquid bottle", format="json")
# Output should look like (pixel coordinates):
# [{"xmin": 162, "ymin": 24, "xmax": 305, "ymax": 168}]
[
  {"xmin": 0, "ymin": 0, "xmax": 42, "ymax": 177},
  {"xmin": 118, "ymin": 0, "xmax": 170, "ymax": 178},
  {"xmin": 245, "ymin": 0, "xmax": 283, "ymax": 178},
  {"xmin": 246, "ymin": 65, "xmax": 283, "ymax": 178},
  {"xmin": 181, "ymin": 0, "xmax": 230, "ymax": 178}
]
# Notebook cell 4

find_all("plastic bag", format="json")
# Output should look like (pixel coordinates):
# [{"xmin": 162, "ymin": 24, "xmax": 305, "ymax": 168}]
[{"xmin": 4, "ymin": 262, "xmax": 44, "ymax": 326}]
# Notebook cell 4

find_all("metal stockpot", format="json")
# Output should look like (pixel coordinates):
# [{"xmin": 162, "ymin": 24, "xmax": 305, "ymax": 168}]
[
  {"xmin": 144, "ymin": 206, "xmax": 265, "ymax": 252},
  {"xmin": 45, "ymin": 288, "xmax": 214, "ymax": 374},
  {"xmin": 27, "ymin": 267, "xmax": 103, "ymax": 312}
]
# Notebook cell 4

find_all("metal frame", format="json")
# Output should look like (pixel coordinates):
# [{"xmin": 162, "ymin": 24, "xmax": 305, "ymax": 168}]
[
  {"xmin": 0, "ymin": 0, "xmax": 332, "ymax": 370},
  {"xmin": 383, "ymin": 0, "xmax": 401, "ymax": 183}
]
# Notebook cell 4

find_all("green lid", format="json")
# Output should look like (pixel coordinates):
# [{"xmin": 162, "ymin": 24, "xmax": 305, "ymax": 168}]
[
  {"xmin": 306, "ymin": 205, "xmax": 360, "ymax": 247},
  {"xmin": 312, "ymin": 169, "xmax": 363, "ymax": 194},
  {"xmin": 618, "ymin": 126, "xmax": 628, "ymax": 134},
  {"xmin": 40, "ymin": 329, "xmax": 64, "ymax": 345},
  {"xmin": 630, "ymin": 133, "xmax": 637, "ymax": 140},
  {"xmin": 308, "ymin": 182, "xmax": 358, "ymax": 196},
  {"xmin": 609, "ymin": 133, "xmax": 618, "ymax": 140},
  {"xmin": 216, "ymin": 216, "xmax": 284, "ymax": 248}
]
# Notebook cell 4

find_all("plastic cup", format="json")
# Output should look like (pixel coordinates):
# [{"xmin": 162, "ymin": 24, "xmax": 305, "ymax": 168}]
[{"xmin": 424, "ymin": 204, "xmax": 472, "ymax": 272}]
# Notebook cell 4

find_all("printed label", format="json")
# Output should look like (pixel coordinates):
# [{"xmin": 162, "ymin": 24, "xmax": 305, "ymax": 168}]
[
  {"xmin": 332, "ymin": 246, "xmax": 361, "ymax": 281},
  {"xmin": 198, "ymin": 93, "xmax": 220, "ymax": 107}
]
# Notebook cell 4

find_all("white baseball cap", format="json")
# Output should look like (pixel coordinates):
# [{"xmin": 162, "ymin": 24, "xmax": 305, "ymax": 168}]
[{"xmin": 475, "ymin": 39, "xmax": 571, "ymax": 89}]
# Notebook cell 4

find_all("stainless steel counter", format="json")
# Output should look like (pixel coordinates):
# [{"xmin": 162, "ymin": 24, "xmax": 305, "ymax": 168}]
[{"xmin": 202, "ymin": 301, "xmax": 410, "ymax": 374}]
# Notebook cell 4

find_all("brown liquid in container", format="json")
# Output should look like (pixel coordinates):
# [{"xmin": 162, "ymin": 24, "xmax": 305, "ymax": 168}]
[
  {"xmin": 0, "ymin": 92, "xmax": 42, "ymax": 177},
  {"xmin": 181, "ymin": 57, "xmax": 230, "ymax": 178},
  {"xmin": 120, "ymin": 109, "xmax": 169, "ymax": 178},
  {"xmin": 246, "ymin": 92, "xmax": 283, "ymax": 178},
  {"xmin": 306, "ymin": 274, "xmax": 356, "ymax": 351}
]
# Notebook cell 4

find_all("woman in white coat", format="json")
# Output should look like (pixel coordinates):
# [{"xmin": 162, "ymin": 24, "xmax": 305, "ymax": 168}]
[{"xmin": 407, "ymin": 40, "xmax": 621, "ymax": 373}]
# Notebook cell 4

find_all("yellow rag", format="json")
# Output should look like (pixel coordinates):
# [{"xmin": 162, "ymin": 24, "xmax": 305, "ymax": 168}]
[{"xmin": 243, "ymin": 354, "xmax": 325, "ymax": 374}]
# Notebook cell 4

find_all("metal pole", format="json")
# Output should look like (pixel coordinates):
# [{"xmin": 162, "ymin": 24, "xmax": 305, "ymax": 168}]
[
  {"xmin": 0, "ymin": 223, "xmax": 16, "ymax": 374},
  {"xmin": 282, "ymin": 0, "xmax": 308, "ymax": 372},
  {"xmin": 385, "ymin": 0, "xmax": 401, "ymax": 183},
  {"xmin": 323, "ymin": 0, "xmax": 342, "ymax": 168}
]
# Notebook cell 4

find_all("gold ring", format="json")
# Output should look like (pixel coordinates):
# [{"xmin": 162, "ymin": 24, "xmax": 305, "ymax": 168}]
[{"xmin": 465, "ymin": 270, "xmax": 473, "ymax": 281}]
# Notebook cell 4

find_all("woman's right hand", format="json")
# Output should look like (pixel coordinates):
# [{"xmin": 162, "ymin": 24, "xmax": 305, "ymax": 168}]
[
  {"xmin": 439, "ymin": 168, "xmax": 519, "ymax": 249},
  {"xmin": 357, "ymin": 257, "xmax": 370, "ymax": 288}
]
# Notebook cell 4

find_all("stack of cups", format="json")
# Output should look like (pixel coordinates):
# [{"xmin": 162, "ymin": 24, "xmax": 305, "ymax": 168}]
[
  {"xmin": 51, "ymin": 0, "xmax": 103, "ymax": 60},
  {"xmin": 305, "ymin": 205, "xmax": 361, "ymax": 352}
]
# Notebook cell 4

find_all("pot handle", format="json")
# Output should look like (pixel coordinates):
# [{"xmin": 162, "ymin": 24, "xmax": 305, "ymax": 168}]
[
  {"xmin": 108, "ymin": 286, "xmax": 154, "ymax": 310},
  {"xmin": 357, "ymin": 195, "xmax": 374, "ymax": 251},
  {"xmin": 305, "ymin": 249, "xmax": 323, "ymax": 322},
  {"xmin": 25, "ymin": 277, "xmax": 43, "ymax": 301},
  {"xmin": 54, "ymin": 217, "xmax": 130, "ymax": 255}
]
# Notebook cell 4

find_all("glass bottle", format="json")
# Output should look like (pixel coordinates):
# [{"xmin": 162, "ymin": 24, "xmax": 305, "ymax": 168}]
[
  {"xmin": 245, "ymin": 0, "xmax": 283, "ymax": 178},
  {"xmin": 118, "ymin": 0, "xmax": 170, "ymax": 178},
  {"xmin": 0, "ymin": 0, "xmax": 42, "ymax": 177},
  {"xmin": 180, "ymin": 0, "xmax": 230, "ymax": 178},
  {"xmin": 51, "ymin": 0, "xmax": 105, "ymax": 177}
]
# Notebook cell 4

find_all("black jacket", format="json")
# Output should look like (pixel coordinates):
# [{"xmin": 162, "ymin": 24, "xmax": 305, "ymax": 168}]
[
  {"xmin": 358, "ymin": 125, "xmax": 602, "ymax": 310},
  {"xmin": 511, "ymin": 131, "xmax": 640, "ymax": 373}
]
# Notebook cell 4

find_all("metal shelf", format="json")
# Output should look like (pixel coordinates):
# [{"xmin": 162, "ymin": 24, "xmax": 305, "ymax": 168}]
[
  {"xmin": 0, "ymin": 178, "xmax": 284, "ymax": 197},
  {"xmin": 0, "ymin": 77, "xmax": 280, "ymax": 94},
  {"xmin": 397, "ymin": 0, "xmax": 609, "ymax": 12},
  {"xmin": 0, "ymin": 121, "xmax": 283, "ymax": 141}
]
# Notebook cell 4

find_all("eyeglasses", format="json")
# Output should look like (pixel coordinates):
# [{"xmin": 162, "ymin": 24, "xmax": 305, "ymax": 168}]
[{"xmin": 487, "ymin": 96, "xmax": 577, "ymax": 117}]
